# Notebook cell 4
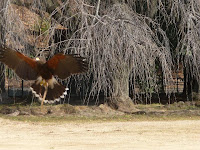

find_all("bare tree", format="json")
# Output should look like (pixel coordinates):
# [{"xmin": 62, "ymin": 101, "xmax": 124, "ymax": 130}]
[
  {"xmin": 68, "ymin": 2, "xmax": 174, "ymax": 111},
  {"xmin": 0, "ymin": 0, "xmax": 199, "ymax": 110},
  {"xmin": 0, "ymin": 0, "xmax": 10, "ymax": 92},
  {"xmin": 152, "ymin": 0, "xmax": 200, "ymax": 99},
  {"xmin": 176, "ymin": 0, "xmax": 200, "ymax": 99}
]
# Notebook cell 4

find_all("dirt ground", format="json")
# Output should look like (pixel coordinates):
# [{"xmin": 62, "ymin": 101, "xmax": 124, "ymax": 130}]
[{"xmin": 0, "ymin": 118, "xmax": 200, "ymax": 150}]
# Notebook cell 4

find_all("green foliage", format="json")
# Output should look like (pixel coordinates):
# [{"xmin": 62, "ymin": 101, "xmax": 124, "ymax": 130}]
[{"xmin": 34, "ymin": 19, "xmax": 50, "ymax": 35}]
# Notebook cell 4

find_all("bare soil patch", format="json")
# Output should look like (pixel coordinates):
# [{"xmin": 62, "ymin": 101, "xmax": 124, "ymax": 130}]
[
  {"xmin": 0, "ymin": 118, "xmax": 200, "ymax": 150},
  {"xmin": 0, "ymin": 102, "xmax": 200, "ymax": 149}
]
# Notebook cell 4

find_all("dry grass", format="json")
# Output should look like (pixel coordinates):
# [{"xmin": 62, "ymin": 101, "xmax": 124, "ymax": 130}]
[{"xmin": 0, "ymin": 103, "xmax": 200, "ymax": 123}]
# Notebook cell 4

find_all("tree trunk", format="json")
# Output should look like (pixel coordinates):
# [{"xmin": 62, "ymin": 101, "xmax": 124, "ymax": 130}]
[
  {"xmin": 191, "ymin": 79, "xmax": 200, "ymax": 101},
  {"xmin": 0, "ymin": 2, "xmax": 6, "ymax": 93},
  {"xmin": 0, "ymin": 65, "xmax": 5, "ymax": 93},
  {"xmin": 107, "ymin": 70, "xmax": 137, "ymax": 113},
  {"xmin": 183, "ymin": 67, "xmax": 200, "ymax": 101}
]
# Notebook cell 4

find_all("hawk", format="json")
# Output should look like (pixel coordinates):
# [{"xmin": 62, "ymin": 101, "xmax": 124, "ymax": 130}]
[{"xmin": 0, "ymin": 46, "xmax": 88, "ymax": 106}]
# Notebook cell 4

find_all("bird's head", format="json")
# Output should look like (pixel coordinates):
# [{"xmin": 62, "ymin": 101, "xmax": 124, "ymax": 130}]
[
  {"xmin": 35, "ymin": 57, "xmax": 40, "ymax": 61},
  {"xmin": 35, "ymin": 56, "xmax": 46, "ymax": 64}
]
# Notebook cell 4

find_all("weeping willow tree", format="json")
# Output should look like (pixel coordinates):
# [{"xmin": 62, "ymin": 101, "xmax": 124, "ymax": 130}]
[
  {"xmin": 71, "ymin": 3, "xmax": 173, "ymax": 110},
  {"xmin": 145, "ymin": 0, "xmax": 200, "ymax": 100},
  {"xmin": 0, "ymin": 1, "xmax": 7, "ymax": 92},
  {"xmin": 173, "ymin": 0, "xmax": 200, "ymax": 99},
  {"xmin": 0, "ymin": 0, "xmax": 199, "ymax": 110}
]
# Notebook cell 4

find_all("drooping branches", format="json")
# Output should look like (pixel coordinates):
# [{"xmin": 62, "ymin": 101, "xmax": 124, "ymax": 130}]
[
  {"xmin": 0, "ymin": 0, "xmax": 199, "ymax": 104},
  {"xmin": 68, "ymin": 3, "xmax": 174, "ymax": 101}
]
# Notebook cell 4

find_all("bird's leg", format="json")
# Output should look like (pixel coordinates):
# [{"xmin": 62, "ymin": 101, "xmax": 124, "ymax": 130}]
[{"xmin": 41, "ymin": 83, "xmax": 48, "ymax": 110}]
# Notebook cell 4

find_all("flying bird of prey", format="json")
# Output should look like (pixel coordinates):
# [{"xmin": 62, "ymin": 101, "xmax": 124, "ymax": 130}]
[{"xmin": 0, "ymin": 46, "xmax": 88, "ymax": 106}]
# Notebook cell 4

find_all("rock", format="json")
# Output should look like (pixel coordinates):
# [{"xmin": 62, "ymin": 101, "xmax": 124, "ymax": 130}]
[
  {"xmin": 177, "ymin": 101, "xmax": 185, "ymax": 106},
  {"xmin": 98, "ymin": 104, "xmax": 124, "ymax": 115},
  {"xmin": 19, "ymin": 110, "xmax": 31, "ymax": 115},
  {"xmin": 195, "ymin": 101, "xmax": 200, "ymax": 107},
  {"xmin": 8, "ymin": 110, "xmax": 20, "ymax": 116},
  {"xmin": 60, "ymin": 104, "xmax": 76, "ymax": 114},
  {"xmin": 0, "ymin": 107, "xmax": 15, "ymax": 114},
  {"xmin": 147, "ymin": 110, "xmax": 165, "ymax": 115},
  {"xmin": 30, "ymin": 107, "xmax": 47, "ymax": 115},
  {"xmin": 99, "ymin": 104, "xmax": 112, "ymax": 112},
  {"xmin": 132, "ymin": 111, "xmax": 146, "ymax": 115},
  {"xmin": 185, "ymin": 101, "xmax": 193, "ymax": 106}
]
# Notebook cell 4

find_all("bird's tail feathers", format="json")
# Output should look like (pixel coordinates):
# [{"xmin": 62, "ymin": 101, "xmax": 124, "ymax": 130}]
[{"xmin": 30, "ymin": 81, "xmax": 68, "ymax": 104}]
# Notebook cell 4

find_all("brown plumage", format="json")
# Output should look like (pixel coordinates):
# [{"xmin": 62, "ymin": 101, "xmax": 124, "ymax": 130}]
[{"xmin": 0, "ymin": 45, "xmax": 88, "ymax": 104}]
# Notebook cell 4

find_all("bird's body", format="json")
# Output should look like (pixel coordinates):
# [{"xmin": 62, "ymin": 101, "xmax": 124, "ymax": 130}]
[
  {"xmin": 37, "ymin": 62, "xmax": 52, "ymax": 80},
  {"xmin": 0, "ymin": 46, "xmax": 88, "ymax": 105},
  {"xmin": 30, "ymin": 61, "xmax": 66, "ymax": 104}
]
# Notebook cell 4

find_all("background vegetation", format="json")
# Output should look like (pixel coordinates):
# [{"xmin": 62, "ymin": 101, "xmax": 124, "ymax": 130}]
[{"xmin": 0, "ymin": 0, "xmax": 199, "ymax": 110}]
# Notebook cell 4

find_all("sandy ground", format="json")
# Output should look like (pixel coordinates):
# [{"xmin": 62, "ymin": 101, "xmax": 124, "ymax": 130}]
[{"xmin": 0, "ymin": 118, "xmax": 200, "ymax": 150}]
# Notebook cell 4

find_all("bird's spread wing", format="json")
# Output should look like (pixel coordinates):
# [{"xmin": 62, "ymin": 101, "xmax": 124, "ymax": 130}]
[
  {"xmin": 0, "ymin": 46, "xmax": 38, "ymax": 80},
  {"xmin": 46, "ymin": 53, "xmax": 88, "ymax": 79}
]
